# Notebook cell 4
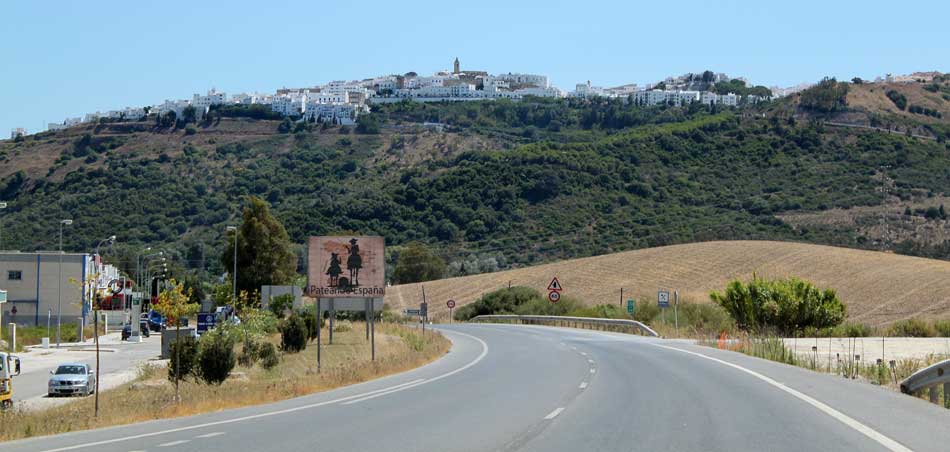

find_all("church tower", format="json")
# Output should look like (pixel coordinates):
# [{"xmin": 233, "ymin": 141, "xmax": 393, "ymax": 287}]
[{"xmin": 453, "ymin": 57, "xmax": 460, "ymax": 74}]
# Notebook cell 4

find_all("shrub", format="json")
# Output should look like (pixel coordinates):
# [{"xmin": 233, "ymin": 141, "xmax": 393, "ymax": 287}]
[
  {"xmin": 197, "ymin": 330, "xmax": 236, "ymax": 385},
  {"xmin": 887, "ymin": 318, "xmax": 935, "ymax": 337},
  {"xmin": 886, "ymin": 90, "xmax": 907, "ymax": 110},
  {"xmin": 258, "ymin": 342, "xmax": 279, "ymax": 370},
  {"xmin": 238, "ymin": 339, "xmax": 260, "ymax": 367},
  {"xmin": 184, "ymin": 124, "xmax": 197, "ymax": 135},
  {"xmin": 268, "ymin": 293, "xmax": 294, "ymax": 318},
  {"xmin": 299, "ymin": 309, "xmax": 322, "ymax": 340},
  {"xmin": 333, "ymin": 320, "xmax": 353, "ymax": 332},
  {"xmin": 709, "ymin": 276, "xmax": 845, "ymax": 335},
  {"xmin": 280, "ymin": 314, "xmax": 308, "ymax": 352},
  {"xmin": 167, "ymin": 336, "xmax": 198, "ymax": 382},
  {"xmin": 632, "ymin": 299, "xmax": 660, "ymax": 324},
  {"xmin": 934, "ymin": 320, "xmax": 950, "ymax": 337}
]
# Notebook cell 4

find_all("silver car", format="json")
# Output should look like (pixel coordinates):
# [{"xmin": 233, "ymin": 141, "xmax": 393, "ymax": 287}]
[{"xmin": 48, "ymin": 363, "xmax": 96, "ymax": 397}]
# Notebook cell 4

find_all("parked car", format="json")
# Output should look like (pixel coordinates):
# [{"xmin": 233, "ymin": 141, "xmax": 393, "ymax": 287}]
[
  {"xmin": 121, "ymin": 317, "xmax": 151, "ymax": 340},
  {"xmin": 47, "ymin": 363, "xmax": 95, "ymax": 397},
  {"xmin": 147, "ymin": 310, "xmax": 166, "ymax": 332}
]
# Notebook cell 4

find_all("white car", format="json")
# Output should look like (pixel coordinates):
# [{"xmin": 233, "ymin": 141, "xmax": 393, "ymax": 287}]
[{"xmin": 48, "ymin": 363, "xmax": 96, "ymax": 397}]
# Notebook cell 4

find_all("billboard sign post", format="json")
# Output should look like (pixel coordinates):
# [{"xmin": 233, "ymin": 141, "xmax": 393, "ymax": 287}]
[{"xmin": 308, "ymin": 236, "xmax": 386, "ymax": 369}]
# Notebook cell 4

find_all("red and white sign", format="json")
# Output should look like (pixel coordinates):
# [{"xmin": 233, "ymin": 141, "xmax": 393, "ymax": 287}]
[
  {"xmin": 548, "ymin": 291, "xmax": 560, "ymax": 303},
  {"xmin": 446, "ymin": 299, "xmax": 456, "ymax": 309},
  {"xmin": 547, "ymin": 277, "xmax": 563, "ymax": 292}
]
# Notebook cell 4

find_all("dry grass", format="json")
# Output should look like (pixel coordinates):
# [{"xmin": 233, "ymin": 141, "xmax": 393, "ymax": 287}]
[
  {"xmin": 0, "ymin": 322, "xmax": 449, "ymax": 442},
  {"xmin": 387, "ymin": 240, "xmax": 950, "ymax": 326},
  {"xmin": 847, "ymin": 82, "xmax": 950, "ymax": 124}
]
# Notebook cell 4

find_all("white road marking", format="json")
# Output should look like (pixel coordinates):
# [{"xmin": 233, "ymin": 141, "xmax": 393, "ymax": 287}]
[
  {"xmin": 544, "ymin": 407, "xmax": 565, "ymax": 420},
  {"xmin": 580, "ymin": 352, "xmax": 587, "ymax": 356},
  {"xmin": 589, "ymin": 368, "xmax": 596, "ymax": 374},
  {"xmin": 157, "ymin": 440, "xmax": 189, "ymax": 447},
  {"xmin": 37, "ymin": 331, "xmax": 490, "ymax": 452},
  {"xmin": 587, "ymin": 359, "xmax": 594, "ymax": 364},
  {"xmin": 654, "ymin": 344, "xmax": 913, "ymax": 452},
  {"xmin": 570, "ymin": 346, "xmax": 577, "ymax": 350},
  {"xmin": 195, "ymin": 432, "xmax": 225, "ymax": 438},
  {"xmin": 578, "ymin": 382, "xmax": 588, "ymax": 389}
]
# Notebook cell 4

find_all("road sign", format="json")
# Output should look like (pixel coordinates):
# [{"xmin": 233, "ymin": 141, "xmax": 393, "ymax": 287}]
[
  {"xmin": 420, "ymin": 302, "xmax": 428, "ymax": 317},
  {"xmin": 658, "ymin": 290, "xmax": 670, "ymax": 308},
  {"xmin": 196, "ymin": 312, "xmax": 217, "ymax": 334},
  {"xmin": 627, "ymin": 299, "xmax": 635, "ymax": 314},
  {"xmin": 307, "ymin": 236, "xmax": 385, "ymax": 298},
  {"xmin": 446, "ymin": 299, "xmax": 456, "ymax": 309},
  {"xmin": 547, "ymin": 277, "xmax": 563, "ymax": 291},
  {"xmin": 406, "ymin": 309, "xmax": 421, "ymax": 315},
  {"xmin": 548, "ymin": 291, "xmax": 560, "ymax": 303}
]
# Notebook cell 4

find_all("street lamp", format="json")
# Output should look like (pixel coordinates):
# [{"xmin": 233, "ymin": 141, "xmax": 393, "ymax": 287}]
[
  {"xmin": 138, "ymin": 250, "xmax": 163, "ymax": 293},
  {"xmin": 145, "ymin": 259, "xmax": 167, "ymax": 298},
  {"xmin": 56, "ymin": 219, "xmax": 73, "ymax": 347},
  {"xmin": 0, "ymin": 201, "xmax": 7, "ymax": 250},
  {"xmin": 226, "ymin": 226, "xmax": 238, "ymax": 303}
]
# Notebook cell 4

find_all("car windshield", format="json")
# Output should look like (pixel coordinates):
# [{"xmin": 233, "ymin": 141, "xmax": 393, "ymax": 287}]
[{"xmin": 55, "ymin": 365, "xmax": 85, "ymax": 375}]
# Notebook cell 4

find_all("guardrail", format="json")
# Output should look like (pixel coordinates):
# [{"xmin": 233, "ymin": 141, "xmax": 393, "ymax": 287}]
[
  {"xmin": 900, "ymin": 359, "xmax": 950, "ymax": 407},
  {"xmin": 470, "ymin": 315, "xmax": 659, "ymax": 337}
]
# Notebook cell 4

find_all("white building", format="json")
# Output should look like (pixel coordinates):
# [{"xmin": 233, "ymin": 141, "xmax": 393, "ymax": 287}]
[
  {"xmin": 10, "ymin": 128, "xmax": 26, "ymax": 139},
  {"xmin": 271, "ymin": 95, "xmax": 306, "ymax": 116},
  {"xmin": 633, "ymin": 90, "xmax": 700, "ymax": 106},
  {"xmin": 304, "ymin": 103, "xmax": 361, "ymax": 125},
  {"xmin": 494, "ymin": 73, "xmax": 549, "ymax": 88},
  {"xmin": 192, "ymin": 89, "xmax": 228, "ymax": 110}
]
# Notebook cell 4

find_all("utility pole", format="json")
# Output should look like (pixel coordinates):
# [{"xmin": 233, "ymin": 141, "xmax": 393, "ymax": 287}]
[{"xmin": 880, "ymin": 165, "xmax": 890, "ymax": 251}]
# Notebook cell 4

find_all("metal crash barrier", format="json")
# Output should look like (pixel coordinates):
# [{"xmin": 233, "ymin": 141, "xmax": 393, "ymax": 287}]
[
  {"xmin": 900, "ymin": 359, "xmax": 950, "ymax": 407},
  {"xmin": 470, "ymin": 314, "xmax": 659, "ymax": 337}
]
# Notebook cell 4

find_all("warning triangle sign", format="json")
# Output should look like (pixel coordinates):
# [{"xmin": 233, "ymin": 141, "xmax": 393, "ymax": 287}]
[{"xmin": 547, "ymin": 277, "xmax": 563, "ymax": 291}]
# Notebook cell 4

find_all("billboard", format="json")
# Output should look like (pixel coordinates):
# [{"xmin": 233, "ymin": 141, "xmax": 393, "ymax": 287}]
[{"xmin": 308, "ymin": 236, "xmax": 385, "ymax": 298}]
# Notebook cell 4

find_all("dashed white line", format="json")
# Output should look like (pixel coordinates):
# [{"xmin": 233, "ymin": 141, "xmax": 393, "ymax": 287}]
[
  {"xmin": 653, "ymin": 344, "xmax": 913, "ymax": 452},
  {"xmin": 578, "ymin": 382, "xmax": 588, "ymax": 389},
  {"xmin": 579, "ymin": 352, "xmax": 587, "ymax": 356},
  {"xmin": 589, "ymin": 368, "xmax": 596, "ymax": 374},
  {"xmin": 195, "ymin": 432, "xmax": 225, "ymax": 439},
  {"xmin": 544, "ymin": 407, "xmax": 565, "ymax": 420},
  {"xmin": 157, "ymin": 440, "xmax": 189, "ymax": 447},
  {"xmin": 587, "ymin": 359, "xmax": 594, "ymax": 364}
]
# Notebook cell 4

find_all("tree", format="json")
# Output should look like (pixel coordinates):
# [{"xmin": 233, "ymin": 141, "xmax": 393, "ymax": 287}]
[
  {"xmin": 181, "ymin": 106, "xmax": 197, "ymax": 125},
  {"xmin": 222, "ymin": 196, "xmax": 297, "ymax": 297},
  {"xmin": 355, "ymin": 114, "xmax": 380, "ymax": 134},
  {"xmin": 392, "ymin": 242, "xmax": 446, "ymax": 284},
  {"xmin": 153, "ymin": 279, "xmax": 199, "ymax": 401}
]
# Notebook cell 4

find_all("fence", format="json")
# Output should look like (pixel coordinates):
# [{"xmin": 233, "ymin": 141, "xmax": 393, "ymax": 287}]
[{"xmin": 470, "ymin": 314, "xmax": 659, "ymax": 337}]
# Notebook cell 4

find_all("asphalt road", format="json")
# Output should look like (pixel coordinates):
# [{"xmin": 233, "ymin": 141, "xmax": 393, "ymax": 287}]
[{"xmin": 5, "ymin": 324, "xmax": 950, "ymax": 452}]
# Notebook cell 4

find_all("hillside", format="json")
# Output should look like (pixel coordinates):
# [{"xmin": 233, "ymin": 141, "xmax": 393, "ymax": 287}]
[
  {"xmin": 385, "ymin": 240, "xmax": 950, "ymax": 326},
  {"xmin": 2, "ymin": 94, "xmax": 950, "ymax": 280}
]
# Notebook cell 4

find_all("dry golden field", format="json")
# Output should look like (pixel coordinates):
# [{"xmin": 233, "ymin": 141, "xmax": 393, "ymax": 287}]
[{"xmin": 385, "ymin": 240, "xmax": 950, "ymax": 326}]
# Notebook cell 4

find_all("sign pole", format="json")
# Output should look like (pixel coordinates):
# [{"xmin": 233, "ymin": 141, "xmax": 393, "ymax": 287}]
[
  {"xmin": 620, "ymin": 287, "xmax": 623, "ymax": 307},
  {"xmin": 674, "ymin": 291, "xmax": 679, "ymax": 333},
  {"xmin": 421, "ymin": 286, "xmax": 427, "ymax": 336},
  {"xmin": 370, "ymin": 298, "xmax": 376, "ymax": 361},
  {"xmin": 329, "ymin": 299, "xmax": 335, "ymax": 345},
  {"xmin": 314, "ymin": 298, "xmax": 323, "ymax": 373},
  {"xmin": 365, "ymin": 298, "xmax": 370, "ymax": 340}
]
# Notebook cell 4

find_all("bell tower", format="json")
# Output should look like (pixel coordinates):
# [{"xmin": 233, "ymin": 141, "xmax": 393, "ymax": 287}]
[{"xmin": 453, "ymin": 57, "xmax": 460, "ymax": 75}]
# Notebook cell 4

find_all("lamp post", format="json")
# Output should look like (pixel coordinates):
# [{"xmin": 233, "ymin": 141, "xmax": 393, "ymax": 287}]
[
  {"xmin": 226, "ymin": 226, "xmax": 238, "ymax": 303},
  {"xmin": 138, "ymin": 250, "xmax": 163, "ymax": 293},
  {"xmin": 145, "ymin": 259, "xmax": 166, "ymax": 299},
  {"xmin": 91, "ymin": 234, "xmax": 114, "ymax": 419},
  {"xmin": 0, "ymin": 201, "xmax": 7, "ymax": 250},
  {"xmin": 56, "ymin": 219, "xmax": 73, "ymax": 347}
]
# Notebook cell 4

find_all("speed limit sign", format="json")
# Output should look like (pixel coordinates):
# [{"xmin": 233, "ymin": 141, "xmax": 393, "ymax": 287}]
[
  {"xmin": 446, "ymin": 299, "xmax": 456, "ymax": 309},
  {"xmin": 548, "ymin": 291, "xmax": 560, "ymax": 303}
]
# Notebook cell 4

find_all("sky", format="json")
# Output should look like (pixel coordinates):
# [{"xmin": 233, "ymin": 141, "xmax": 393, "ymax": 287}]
[{"xmin": 2, "ymin": 0, "xmax": 948, "ymax": 135}]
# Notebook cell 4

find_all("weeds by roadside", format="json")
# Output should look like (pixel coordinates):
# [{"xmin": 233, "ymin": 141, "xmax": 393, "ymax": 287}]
[{"xmin": 0, "ymin": 321, "xmax": 449, "ymax": 442}]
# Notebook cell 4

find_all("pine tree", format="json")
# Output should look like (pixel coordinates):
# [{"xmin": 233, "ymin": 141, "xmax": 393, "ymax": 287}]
[{"xmin": 222, "ymin": 196, "xmax": 297, "ymax": 297}]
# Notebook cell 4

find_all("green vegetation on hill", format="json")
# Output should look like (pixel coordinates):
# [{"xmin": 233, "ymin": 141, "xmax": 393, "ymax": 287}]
[{"xmin": 2, "ymin": 95, "xmax": 950, "ymax": 280}]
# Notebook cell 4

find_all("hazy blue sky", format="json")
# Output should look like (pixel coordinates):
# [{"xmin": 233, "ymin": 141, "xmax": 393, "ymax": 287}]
[{"xmin": 2, "ymin": 0, "xmax": 948, "ymax": 134}]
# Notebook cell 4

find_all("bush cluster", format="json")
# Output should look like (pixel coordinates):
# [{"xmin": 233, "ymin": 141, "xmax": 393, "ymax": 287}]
[
  {"xmin": 280, "ymin": 313, "xmax": 308, "ymax": 353},
  {"xmin": 167, "ymin": 331, "xmax": 236, "ymax": 385},
  {"xmin": 710, "ymin": 276, "xmax": 845, "ymax": 335}
]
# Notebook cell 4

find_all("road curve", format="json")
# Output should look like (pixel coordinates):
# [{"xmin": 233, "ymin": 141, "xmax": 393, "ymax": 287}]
[{"xmin": 4, "ymin": 324, "xmax": 950, "ymax": 452}]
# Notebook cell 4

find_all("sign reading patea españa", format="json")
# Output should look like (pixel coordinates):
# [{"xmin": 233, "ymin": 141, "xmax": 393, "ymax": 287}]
[{"xmin": 308, "ymin": 236, "xmax": 385, "ymax": 298}]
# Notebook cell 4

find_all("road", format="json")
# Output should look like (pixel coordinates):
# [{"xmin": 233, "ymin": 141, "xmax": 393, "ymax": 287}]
[
  {"xmin": 12, "ymin": 332, "xmax": 162, "ymax": 409},
  {"xmin": 5, "ymin": 324, "xmax": 950, "ymax": 452}
]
